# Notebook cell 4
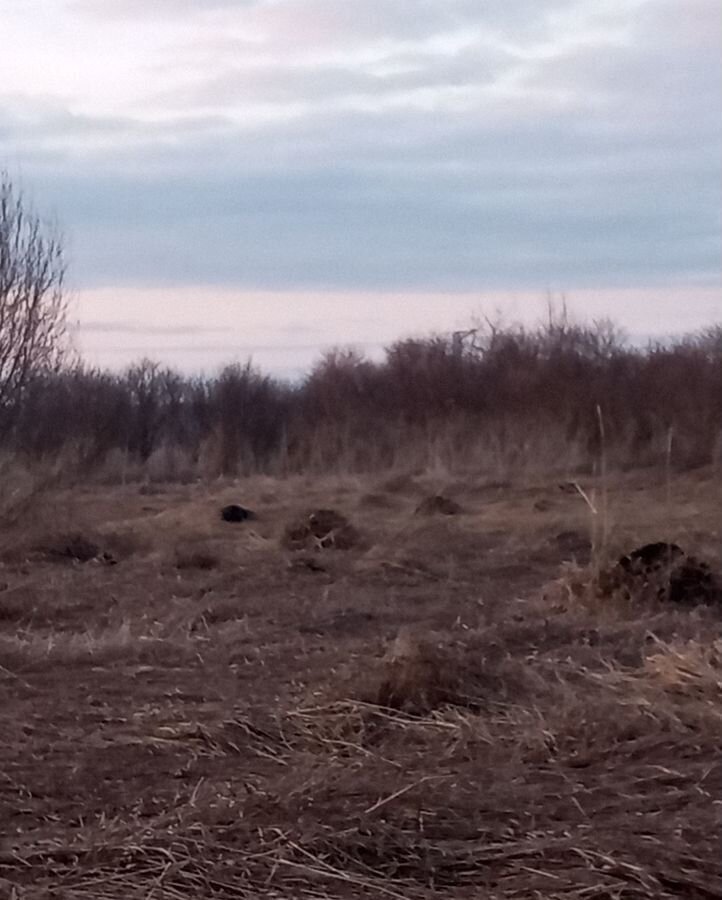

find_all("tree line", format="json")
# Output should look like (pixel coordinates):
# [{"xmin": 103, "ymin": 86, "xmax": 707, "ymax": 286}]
[{"xmin": 2, "ymin": 172, "xmax": 720, "ymax": 478}]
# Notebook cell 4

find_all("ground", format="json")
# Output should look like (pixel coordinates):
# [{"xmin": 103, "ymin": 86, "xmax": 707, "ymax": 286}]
[{"xmin": 0, "ymin": 466, "xmax": 720, "ymax": 899}]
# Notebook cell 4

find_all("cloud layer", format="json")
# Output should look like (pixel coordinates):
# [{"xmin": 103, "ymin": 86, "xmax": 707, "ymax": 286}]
[{"xmin": 2, "ymin": 0, "xmax": 720, "ymax": 302}]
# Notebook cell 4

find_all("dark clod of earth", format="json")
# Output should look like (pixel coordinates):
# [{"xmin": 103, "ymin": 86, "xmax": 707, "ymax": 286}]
[
  {"xmin": 606, "ymin": 542, "xmax": 721, "ymax": 606},
  {"xmin": 220, "ymin": 504, "xmax": 255, "ymax": 523},
  {"xmin": 53, "ymin": 533, "xmax": 101, "ymax": 562},
  {"xmin": 618, "ymin": 541, "xmax": 684, "ymax": 571}
]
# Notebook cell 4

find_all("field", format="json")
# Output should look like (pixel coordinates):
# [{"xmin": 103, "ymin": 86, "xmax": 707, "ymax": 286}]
[{"xmin": 1, "ymin": 466, "xmax": 720, "ymax": 899}]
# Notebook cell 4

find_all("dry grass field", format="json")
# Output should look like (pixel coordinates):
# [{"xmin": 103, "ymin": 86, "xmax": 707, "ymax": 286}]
[{"xmin": 1, "ymin": 466, "xmax": 720, "ymax": 899}]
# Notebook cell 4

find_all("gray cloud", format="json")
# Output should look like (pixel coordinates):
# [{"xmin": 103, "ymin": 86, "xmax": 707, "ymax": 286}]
[
  {"xmin": 71, "ymin": 0, "xmax": 567, "ymax": 40},
  {"xmin": 163, "ymin": 56, "xmax": 501, "ymax": 107},
  {"xmin": 69, "ymin": 0, "xmax": 260, "ymax": 19},
  {"xmin": 0, "ymin": 94, "xmax": 232, "ymax": 153},
  {"xmin": 3, "ymin": 0, "xmax": 719, "ymax": 298},
  {"xmin": 73, "ymin": 320, "xmax": 227, "ymax": 336}
]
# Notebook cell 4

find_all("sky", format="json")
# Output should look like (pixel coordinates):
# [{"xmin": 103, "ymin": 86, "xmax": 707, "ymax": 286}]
[{"xmin": 1, "ymin": 0, "xmax": 720, "ymax": 376}]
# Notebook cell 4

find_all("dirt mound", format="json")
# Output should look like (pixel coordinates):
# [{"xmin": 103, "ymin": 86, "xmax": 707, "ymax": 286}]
[
  {"xmin": 667, "ymin": 557, "xmax": 721, "ymax": 605},
  {"xmin": 38, "ymin": 531, "xmax": 117, "ymax": 565},
  {"xmin": 553, "ymin": 530, "xmax": 592, "ymax": 561},
  {"xmin": 414, "ymin": 495, "xmax": 462, "ymax": 516},
  {"xmin": 220, "ymin": 504, "xmax": 255, "ymax": 523},
  {"xmin": 619, "ymin": 541, "xmax": 684, "ymax": 571},
  {"xmin": 601, "ymin": 542, "xmax": 721, "ymax": 606},
  {"xmin": 282, "ymin": 508, "xmax": 361, "ymax": 551}
]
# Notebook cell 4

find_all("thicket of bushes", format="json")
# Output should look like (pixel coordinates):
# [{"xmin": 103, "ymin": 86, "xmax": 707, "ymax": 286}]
[{"xmin": 2, "ymin": 314, "xmax": 721, "ymax": 480}]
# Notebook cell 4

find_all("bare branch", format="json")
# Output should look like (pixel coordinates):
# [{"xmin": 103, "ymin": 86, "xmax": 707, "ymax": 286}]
[{"xmin": 0, "ymin": 173, "xmax": 68, "ymax": 422}]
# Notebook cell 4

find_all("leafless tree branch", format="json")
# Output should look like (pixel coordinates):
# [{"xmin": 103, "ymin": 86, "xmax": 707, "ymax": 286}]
[{"xmin": 0, "ymin": 172, "xmax": 68, "ymax": 422}]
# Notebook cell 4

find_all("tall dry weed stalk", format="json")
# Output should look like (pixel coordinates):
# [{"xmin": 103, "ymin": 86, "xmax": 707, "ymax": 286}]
[
  {"xmin": 595, "ymin": 404, "xmax": 610, "ymax": 563},
  {"xmin": 568, "ymin": 405, "xmax": 609, "ymax": 586},
  {"xmin": 662, "ymin": 426, "xmax": 676, "ymax": 600}
]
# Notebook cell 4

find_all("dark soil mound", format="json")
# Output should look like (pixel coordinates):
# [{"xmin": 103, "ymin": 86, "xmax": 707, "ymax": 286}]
[
  {"xmin": 55, "ymin": 533, "xmax": 101, "ymax": 562},
  {"xmin": 220, "ymin": 504, "xmax": 255, "ymax": 523},
  {"xmin": 619, "ymin": 542, "xmax": 684, "ymax": 572},
  {"xmin": 39, "ymin": 532, "xmax": 117, "ymax": 565},
  {"xmin": 667, "ymin": 556, "xmax": 721, "ymax": 605},
  {"xmin": 602, "ymin": 542, "xmax": 721, "ymax": 606}
]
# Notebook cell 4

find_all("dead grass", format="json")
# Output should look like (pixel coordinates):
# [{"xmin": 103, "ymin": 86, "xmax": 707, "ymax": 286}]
[
  {"xmin": 281, "ymin": 507, "xmax": 363, "ymax": 551},
  {"xmin": 0, "ymin": 466, "xmax": 720, "ymax": 899},
  {"xmin": 36, "ymin": 530, "xmax": 103, "ymax": 562},
  {"xmin": 414, "ymin": 494, "xmax": 463, "ymax": 516},
  {"xmin": 173, "ymin": 541, "xmax": 222, "ymax": 570}
]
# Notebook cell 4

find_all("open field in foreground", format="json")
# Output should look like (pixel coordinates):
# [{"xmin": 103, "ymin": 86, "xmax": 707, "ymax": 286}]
[{"xmin": 1, "ymin": 467, "xmax": 721, "ymax": 899}]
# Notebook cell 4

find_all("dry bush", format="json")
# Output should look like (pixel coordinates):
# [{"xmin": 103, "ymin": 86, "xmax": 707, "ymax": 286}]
[
  {"xmin": 210, "ymin": 363, "xmax": 290, "ymax": 476},
  {"xmin": 3, "ymin": 313, "xmax": 720, "ymax": 480},
  {"xmin": 372, "ymin": 629, "xmax": 458, "ymax": 712},
  {"xmin": 281, "ymin": 508, "xmax": 362, "ymax": 551},
  {"xmin": 145, "ymin": 444, "xmax": 198, "ymax": 484},
  {"xmin": 349, "ymin": 627, "xmax": 538, "ymax": 715},
  {"xmin": 0, "ymin": 454, "xmax": 66, "ymax": 532},
  {"xmin": 642, "ymin": 637, "xmax": 722, "ymax": 700}
]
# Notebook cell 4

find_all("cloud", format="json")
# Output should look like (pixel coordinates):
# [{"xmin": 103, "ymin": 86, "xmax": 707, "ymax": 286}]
[
  {"xmin": 71, "ymin": 285, "xmax": 722, "ymax": 374},
  {"xmin": 69, "ymin": 0, "xmax": 260, "ymax": 22},
  {"xmin": 73, "ymin": 320, "xmax": 226, "ymax": 336},
  {"xmin": 70, "ymin": 0, "xmax": 566, "ymax": 41},
  {"xmin": 41, "ymin": 117, "xmax": 717, "ymax": 292},
  {"xmin": 1, "ymin": 0, "xmax": 718, "ymax": 299},
  {"xmin": 159, "ymin": 47, "xmax": 511, "ymax": 108}
]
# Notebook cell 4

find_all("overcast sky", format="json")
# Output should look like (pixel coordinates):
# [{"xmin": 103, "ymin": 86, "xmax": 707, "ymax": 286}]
[{"xmin": 2, "ymin": 0, "xmax": 720, "ymax": 374}]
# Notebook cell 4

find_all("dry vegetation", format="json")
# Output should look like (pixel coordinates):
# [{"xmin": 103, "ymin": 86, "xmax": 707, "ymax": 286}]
[
  {"xmin": 1, "ymin": 464, "xmax": 720, "ymax": 899},
  {"xmin": 4, "ymin": 315, "xmax": 721, "ymax": 479}
]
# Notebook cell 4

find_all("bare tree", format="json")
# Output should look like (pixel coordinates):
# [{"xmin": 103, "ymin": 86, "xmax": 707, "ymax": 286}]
[{"xmin": 0, "ymin": 173, "xmax": 68, "ymax": 418}]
